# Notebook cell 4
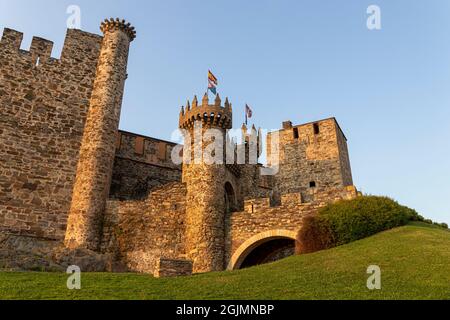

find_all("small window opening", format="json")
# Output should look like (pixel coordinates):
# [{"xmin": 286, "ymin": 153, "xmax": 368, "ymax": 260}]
[
  {"xmin": 309, "ymin": 181, "xmax": 316, "ymax": 188},
  {"xmin": 313, "ymin": 123, "xmax": 320, "ymax": 135},
  {"xmin": 35, "ymin": 56, "xmax": 40, "ymax": 67},
  {"xmin": 293, "ymin": 128, "xmax": 299, "ymax": 139}
]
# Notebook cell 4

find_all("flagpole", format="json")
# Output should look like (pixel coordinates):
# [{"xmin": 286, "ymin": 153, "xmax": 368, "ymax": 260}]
[{"xmin": 245, "ymin": 104, "xmax": 248, "ymax": 126}]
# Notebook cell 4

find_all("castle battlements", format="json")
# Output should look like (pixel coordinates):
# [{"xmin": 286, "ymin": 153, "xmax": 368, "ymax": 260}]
[
  {"xmin": 242, "ymin": 186, "xmax": 359, "ymax": 214},
  {"xmin": 1, "ymin": 28, "xmax": 55, "ymax": 65},
  {"xmin": 179, "ymin": 93, "xmax": 232, "ymax": 130},
  {"xmin": 243, "ymin": 194, "xmax": 304, "ymax": 214},
  {"xmin": 100, "ymin": 18, "xmax": 136, "ymax": 42},
  {"xmin": 0, "ymin": 27, "xmax": 103, "ymax": 67},
  {"xmin": 1, "ymin": 28, "xmax": 25, "ymax": 51}
]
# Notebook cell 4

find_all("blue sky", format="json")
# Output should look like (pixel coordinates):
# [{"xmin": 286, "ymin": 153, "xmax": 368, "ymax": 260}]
[{"xmin": 1, "ymin": 0, "xmax": 450, "ymax": 224}]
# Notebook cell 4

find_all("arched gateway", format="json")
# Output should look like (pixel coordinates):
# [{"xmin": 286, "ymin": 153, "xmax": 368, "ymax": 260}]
[{"xmin": 227, "ymin": 230, "xmax": 298, "ymax": 270}]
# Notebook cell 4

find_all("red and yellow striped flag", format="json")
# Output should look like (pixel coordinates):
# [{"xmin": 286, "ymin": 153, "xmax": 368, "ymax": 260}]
[
  {"xmin": 208, "ymin": 70, "xmax": 218, "ymax": 85},
  {"xmin": 208, "ymin": 70, "xmax": 218, "ymax": 95}
]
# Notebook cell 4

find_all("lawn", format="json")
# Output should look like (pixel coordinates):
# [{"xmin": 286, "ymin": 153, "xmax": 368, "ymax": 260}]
[{"xmin": 0, "ymin": 223, "xmax": 449, "ymax": 300}]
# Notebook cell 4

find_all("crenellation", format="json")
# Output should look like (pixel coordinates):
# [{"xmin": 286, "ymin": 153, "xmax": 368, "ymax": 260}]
[
  {"xmin": 0, "ymin": 28, "xmax": 23, "ymax": 51},
  {"xmin": 30, "ymin": 37, "xmax": 54, "ymax": 65},
  {"xmin": 1, "ymin": 28, "xmax": 103, "ymax": 68},
  {"xmin": 115, "ymin": 131, "xmax": 180, "ymax": 168},
  {"xmin": 179, "ymin": 95, "xmax": 232, "ymax": 130},
  {"xmin": 244, "ymin": 198, "xmax": 271, "ymax": 213},
  {"xmin": 100, "ymin": 18, "xmax": 136, "ymax": 42}
]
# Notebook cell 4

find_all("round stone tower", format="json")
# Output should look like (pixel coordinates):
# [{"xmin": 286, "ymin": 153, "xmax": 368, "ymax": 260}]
[
  {"xmin": 65, "ymin": 19, "xmax": 136, "ymax": 250},
  {"xmin": 179, "ymin": 93, "xmax": 233, "ymax": 273}
]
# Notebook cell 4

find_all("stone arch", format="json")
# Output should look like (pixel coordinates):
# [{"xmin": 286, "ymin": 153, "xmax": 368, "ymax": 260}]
[
  {"xmin": 227, "ymin": 230, "xmax": 298, "ymax": 270},
  {"xmin": 224, "ymin": 181, "xmax": 237, "ymax": 214}
]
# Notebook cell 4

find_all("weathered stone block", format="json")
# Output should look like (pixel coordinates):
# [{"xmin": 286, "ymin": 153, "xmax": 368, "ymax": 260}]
[
  {"xmin": 244, "ymin": 198, "xmax": 270, "ymax": 213},
  {"xmin": 154, "ymin": 258, "xmax": 193, "ymax": 278},
  {"xmin": 281, "ymin": 193, "xmax": 303, "ymax": 207}
]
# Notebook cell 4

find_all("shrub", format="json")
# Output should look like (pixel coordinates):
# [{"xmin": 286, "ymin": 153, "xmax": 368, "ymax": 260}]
[
  {"xmin": 440, "ymin": 223, "xmax": 449, "ymax": 230},
  {"xmin": 297, "ymin": 196, "xmax": 417, "ymax": 253},
  {"xmin": 295, "ymin": 215, "xmax": 334, "ymax": 254},
  {"xmin": 411, "ymin": 214, "xmax": 425, "ymax": 222}
]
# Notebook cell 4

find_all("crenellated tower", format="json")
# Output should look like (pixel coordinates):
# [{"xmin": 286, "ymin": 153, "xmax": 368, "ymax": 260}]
[
  {"xmin": 179, "ymin": 93, "xmax": 232, "ymax": 273},
  {"xmin": 64, "ymin": 19, "xmax": 136, "ymax": 250}
]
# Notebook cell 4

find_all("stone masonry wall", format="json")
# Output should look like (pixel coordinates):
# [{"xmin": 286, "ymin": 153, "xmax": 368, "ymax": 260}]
[
  {"xmin": 268, "ymin": 118, "xmax": 353, "ymax": 203},
  {"xmin": 226, "ymin": 186, "xmax": 359, "ymax": 267},
  {"xmin": 110, "ymin": 131, "xmax": 181, "ymax": 200},
  {"xmin": 336, "ymin": 125, "xmax": 353, "ymax": 186},
  {"xmin": 101, "ymin": 182, "xmax": 187, "ymax": 275},
  {"xmin": 0, "ymin": 28, "xmax": 102, "ymax": 240}
]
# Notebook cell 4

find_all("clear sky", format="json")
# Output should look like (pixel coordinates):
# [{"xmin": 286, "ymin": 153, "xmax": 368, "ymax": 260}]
[{"xmin": 1, "ymin": 0, "xmax": 449, "ymax": 224}]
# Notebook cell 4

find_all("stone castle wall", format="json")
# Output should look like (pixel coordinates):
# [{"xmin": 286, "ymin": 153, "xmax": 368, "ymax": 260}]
[
  {"xmin": 336, "ymin": 125, "xmax": 353, "ymax": 186},
  {"xmin": 237, "ymin": 163, "xmax": 274, "ymax": 203},
  {"xmin": 226, "ymin": 186, "xmax": 359, "ymax": 269},
  {"xmin": 101, "ymin": 182, "xmax": 187, "ymax": 275},
  {"xmin": 110, "ymin": 131, "xmax": 181, "ymax": 200},
  {"xmin": 268, "ymin": 118, "xmax": 353, "ymax": 203},
  {"xmin": 0, "ymin": 28, "xmax": 102, "ymax": 240}
]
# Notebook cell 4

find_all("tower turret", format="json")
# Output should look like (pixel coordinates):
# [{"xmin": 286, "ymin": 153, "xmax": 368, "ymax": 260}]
[
  {"xmin": 180, "ymin": 94, "xmax": 232, "ymax": 272},
  {"xmin": 64, "ymin": 18, "xmax": 135, "ymax": 250},
  {"xmin": 179, "ymin": 95, "xmax": 232, "ymax": 131}
]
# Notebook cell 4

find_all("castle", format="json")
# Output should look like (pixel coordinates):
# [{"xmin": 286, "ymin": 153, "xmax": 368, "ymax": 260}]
[{"xmin": 0, "ymin": 19, "xmax": 358, "ymax": 277}]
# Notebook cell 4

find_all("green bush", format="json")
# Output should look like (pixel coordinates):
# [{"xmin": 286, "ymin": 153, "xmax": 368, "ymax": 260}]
[
  {"xmin": 297, "ymin": 196, "xmax": 418, "ymax": 253},
  {"xmin": 295, "ymin": 215, "xmax": 335, "ymax": 254},
  {"xmin": 441, "ymin": 223, "xmax": 449, "ymax": 230},
  {"xmin": 411, "ymin": 214, "xmax": 425, "ymax": 222}
]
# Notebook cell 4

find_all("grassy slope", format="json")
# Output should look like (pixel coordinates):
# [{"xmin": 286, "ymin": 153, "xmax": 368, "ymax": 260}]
[{"xmin": 0, "ymin": 223, "xmax": 449, "ymax": 300}]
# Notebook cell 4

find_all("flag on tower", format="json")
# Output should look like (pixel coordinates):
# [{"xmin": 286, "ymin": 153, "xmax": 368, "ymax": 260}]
[
  {"xmin": 208, "ymin": 70, "xmax": 218, "ymax": 95},
  {"xmin": 245, "ymin": 104, "xmax": 253, "ymax": 125}
]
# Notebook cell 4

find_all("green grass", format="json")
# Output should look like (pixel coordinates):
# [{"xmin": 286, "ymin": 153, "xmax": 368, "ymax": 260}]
[{"xmin": 0, "ymin": 223, "xmax": 449, "ymax": 300}]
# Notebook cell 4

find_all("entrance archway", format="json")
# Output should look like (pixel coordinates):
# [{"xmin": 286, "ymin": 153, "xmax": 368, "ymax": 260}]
[
  {"xmin": 227, "ymin": 230, "xmax": 298, "ymax": 270},
  {"xmin": 224, "ymin": 182, "xmax": 237, "ymax": 214}
]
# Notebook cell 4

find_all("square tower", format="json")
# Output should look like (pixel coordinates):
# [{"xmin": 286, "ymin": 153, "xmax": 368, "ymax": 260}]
[{"xmin": 268, "ymin": 118, "xmax": 353, "ymax": 202}]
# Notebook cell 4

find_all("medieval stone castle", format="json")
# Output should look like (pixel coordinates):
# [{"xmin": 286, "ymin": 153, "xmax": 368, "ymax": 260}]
[{"xmin": 0, "ymin": 18, "xmax": 359, "ymax": 277}]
